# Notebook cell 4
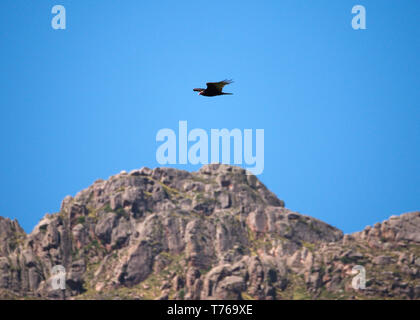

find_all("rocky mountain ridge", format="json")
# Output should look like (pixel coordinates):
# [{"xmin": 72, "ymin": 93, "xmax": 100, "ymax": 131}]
[{"xmin": 0, "ymin": 164, "xmax": 419, "ymax": 299}]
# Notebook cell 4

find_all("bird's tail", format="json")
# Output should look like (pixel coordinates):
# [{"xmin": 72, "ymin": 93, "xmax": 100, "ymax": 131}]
[{"xmin": 221, "ymin": 92, "xmax": 233, "ymax": 95}]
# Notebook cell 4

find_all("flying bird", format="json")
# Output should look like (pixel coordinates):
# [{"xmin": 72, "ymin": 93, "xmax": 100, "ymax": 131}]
[{"xmin": 193, "ymin": 79, "xmax": 233, "ymax": 97}]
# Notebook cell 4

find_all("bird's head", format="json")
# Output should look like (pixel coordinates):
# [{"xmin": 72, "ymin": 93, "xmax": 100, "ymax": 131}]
[{"xmin": 198, "ymin": 91, "xmax": 203, "ymax": 95}]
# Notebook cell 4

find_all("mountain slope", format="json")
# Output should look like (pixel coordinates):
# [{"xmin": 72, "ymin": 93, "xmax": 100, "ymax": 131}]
[{"xmin": 0, "ymin": 164, "xmax": 419, "ymax": 299}]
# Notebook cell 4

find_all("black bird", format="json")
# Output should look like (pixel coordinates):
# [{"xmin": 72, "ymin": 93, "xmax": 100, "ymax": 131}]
[{"xmin": 193, "ymin": 79, "xmax": 233, "ymax": 97}]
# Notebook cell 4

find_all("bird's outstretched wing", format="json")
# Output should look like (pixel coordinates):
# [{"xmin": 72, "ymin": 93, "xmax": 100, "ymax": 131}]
[{"xmin": 206, "ymin": 79, "xmax": 233, "ymax": 92}]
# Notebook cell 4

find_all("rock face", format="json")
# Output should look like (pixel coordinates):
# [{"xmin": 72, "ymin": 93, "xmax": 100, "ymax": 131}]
[{"xmin": 0, "ymin": 164, "xmax": 418, "ymax": 300}]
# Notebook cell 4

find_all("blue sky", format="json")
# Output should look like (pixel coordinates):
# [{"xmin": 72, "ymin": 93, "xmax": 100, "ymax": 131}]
[{"xmin": 0, "ymin": 1, "xmax": 419, "ymax": 234}]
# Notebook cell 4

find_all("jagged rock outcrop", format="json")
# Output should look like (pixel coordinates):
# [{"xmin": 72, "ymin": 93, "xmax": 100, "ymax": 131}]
[{"xmin": 0, "ymin": 164, "xmax": 418, "ymax": 300}]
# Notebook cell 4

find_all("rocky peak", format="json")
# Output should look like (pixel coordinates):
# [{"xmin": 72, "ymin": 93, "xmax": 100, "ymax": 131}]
[
  {"xmin": 353, "ymin": 211, "xmax": 420, "ymax": 245},
  {"xmin": 0, "ymin": 217, "xmax": 25, "ymax": 257},
  {"xmin": 0, "ymin": 165, "xmax": 418, "ymax": 300}
]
